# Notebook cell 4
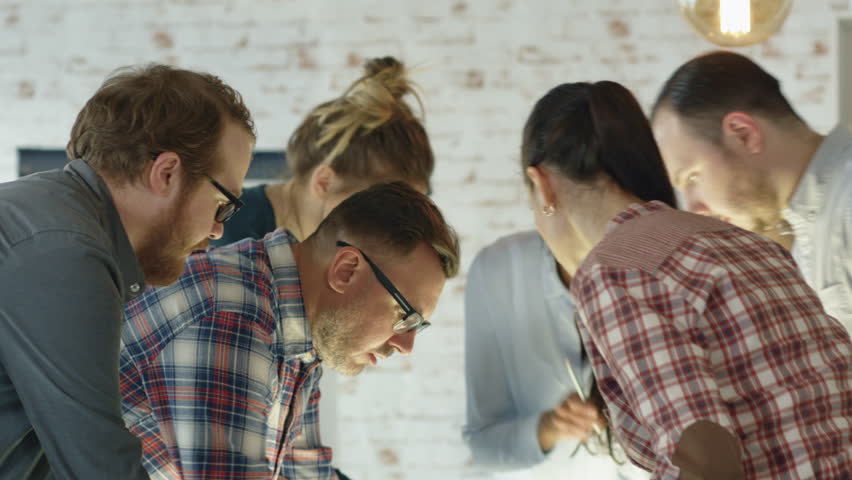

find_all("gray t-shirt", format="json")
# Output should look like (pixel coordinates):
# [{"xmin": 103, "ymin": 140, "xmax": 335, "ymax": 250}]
[{"xmin": 0, "ymin": 159, "xmax": 149, "ymax": 479}]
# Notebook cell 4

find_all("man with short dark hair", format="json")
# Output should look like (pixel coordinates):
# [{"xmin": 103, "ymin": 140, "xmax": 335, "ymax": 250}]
[
  {"xmin": 651, "ymin": 51, "xmax": 852, "ymax": 330},
  {"xmin": 0, "ymin": 64, "xmax": 255, "ymax": 479},
  {"xmin": 119, "ymin": 182, "xmax": 460, "ymax": 479}
]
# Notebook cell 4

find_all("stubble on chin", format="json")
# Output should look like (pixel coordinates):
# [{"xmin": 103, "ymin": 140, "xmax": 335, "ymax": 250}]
[
  {"xmin": 311, "ymin": 307, "xmax": 366, "ymax": 376},
  {"xmin": 720, "ymin": 155, "xmax": 781, "ymax": 233}
]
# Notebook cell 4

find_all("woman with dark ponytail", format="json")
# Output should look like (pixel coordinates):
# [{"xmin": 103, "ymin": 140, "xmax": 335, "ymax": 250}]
[
  {"xmin": 521, "ymin": 81, "xmax": 852, "ymax": 479},
  {"xmin": 461, "ymin": 81, "xmax": 652, "ymax": 479}
]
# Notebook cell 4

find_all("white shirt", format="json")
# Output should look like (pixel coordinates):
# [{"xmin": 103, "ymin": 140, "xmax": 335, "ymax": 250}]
[
  {"xmin": 784, "ymin": 125, "xmax": 852, "ymax": 331},
  {"xmin": 462, "ymin": 231, "xmax": 649, "ymax": 480}
]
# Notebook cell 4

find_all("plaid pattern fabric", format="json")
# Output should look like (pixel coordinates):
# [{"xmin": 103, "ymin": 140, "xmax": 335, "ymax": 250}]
[
  {"xmin": 572, "ymin": 201, "xmax": 852, "ymax": 480},
  {"xmin": 120, "ymin": 230, "xmax": 335, "ymax": 480}
]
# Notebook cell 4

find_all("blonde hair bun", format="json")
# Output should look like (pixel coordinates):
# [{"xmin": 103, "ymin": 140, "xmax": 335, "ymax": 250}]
[
  {"xmin": 313, "ymin": 56, "xmax": 423, "ymax": 163},
  {"xmin": 286, "ymin": 55, "xmax": 434, "ymax": 190},
  {"xmin": 361, "ymin": 56, "xmax": 408, "ymax": 100}
]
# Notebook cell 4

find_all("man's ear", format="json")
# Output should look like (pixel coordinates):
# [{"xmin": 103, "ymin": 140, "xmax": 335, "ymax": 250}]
[
  {"xmin": 721, "ymin": 112, "xmax": 764, "ymax": 155},
  {"xmin": 147, "ymin": 152, "xmax": 183, "ymax": 197},
  {"xmin": 327, "ymin": 247, "xmax": 363, "ymax": 294},
  {"xmin": 525, "ymin": 165, "xmax": 558, "ymax": 210}
]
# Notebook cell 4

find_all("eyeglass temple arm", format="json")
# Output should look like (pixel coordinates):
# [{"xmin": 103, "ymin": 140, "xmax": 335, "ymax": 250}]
[
  {"xmin": 367, "ymin": 260, "xmax": 414, "ymax": 313},
  {"xmin": 336, "ymin": 241, "xmax": 415, "ymax": 314}
]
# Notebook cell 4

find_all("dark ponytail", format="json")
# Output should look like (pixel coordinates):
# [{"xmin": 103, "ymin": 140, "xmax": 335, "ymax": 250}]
[{"xmin": 521, "ymin": 81, "xmax": 677, "ymax": 208}]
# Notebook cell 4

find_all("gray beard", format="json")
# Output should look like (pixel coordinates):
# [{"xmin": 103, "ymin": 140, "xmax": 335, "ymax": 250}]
[{"xmin": 312, "ymin": 307, "xmax": 364, "ymax": 377}]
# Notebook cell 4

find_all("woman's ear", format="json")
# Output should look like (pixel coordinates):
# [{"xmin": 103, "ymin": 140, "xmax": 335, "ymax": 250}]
[
  {"xmin": 309, "ymin": 165, "xmax": 339, "ymax": 201},
  {"xmin": 526, "ymin": 165, "xmax": 558, "ymax": 210}
]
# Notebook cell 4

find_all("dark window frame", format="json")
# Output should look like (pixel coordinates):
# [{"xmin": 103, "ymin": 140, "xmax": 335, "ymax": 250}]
[{"xmin": 17, "ymin": 148, "xmax": 288, "ymax": 180}]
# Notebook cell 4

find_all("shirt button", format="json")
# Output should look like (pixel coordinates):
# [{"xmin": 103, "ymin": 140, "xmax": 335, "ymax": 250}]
[{"xmin": 129, "ymin": 283, "xmax": 141, "ymax": 293}]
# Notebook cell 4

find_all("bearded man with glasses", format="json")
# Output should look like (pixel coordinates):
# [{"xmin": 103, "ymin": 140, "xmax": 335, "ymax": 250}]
[
  {"xmin": 0, "ymin": 64, "xmax": 254, "ymax": 480},
  {"xmin": 119, "ymin": 182, "xmax": 460, "ymax": 479}
]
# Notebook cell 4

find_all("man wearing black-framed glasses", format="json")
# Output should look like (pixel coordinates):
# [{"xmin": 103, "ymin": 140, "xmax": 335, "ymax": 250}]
[
  {"xmin": 336, "ymin": 240, "xmax": 430, "ymax": 334},
  {"xmin": 149, "ymin": 154, "xmax": 245, "ymax": 225},
  {"xmin": 119, "ymin": 182, "xmax": 460, "ymax": 479},
  {"xmin": 310, "ymin": 239, "xmax": 440, "ymax": 377},
  {"xmin": 0, "ymin": 64, "xmax": 255, "ymax": 480},
  {"xmin": 206, "ymin": 173, "xmax": 245, "ymax": 223}
]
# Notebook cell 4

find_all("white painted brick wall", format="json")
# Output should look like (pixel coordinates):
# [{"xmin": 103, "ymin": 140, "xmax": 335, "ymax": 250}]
[{"xmin": 0, "ymin": 1, "xmax": 847, "ymax": 478}]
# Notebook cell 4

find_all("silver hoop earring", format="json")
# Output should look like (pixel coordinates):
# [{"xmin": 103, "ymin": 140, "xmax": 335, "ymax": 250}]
[{"xmin": 541, "ymin": 204, "xmax": 556, "ymax": 216}]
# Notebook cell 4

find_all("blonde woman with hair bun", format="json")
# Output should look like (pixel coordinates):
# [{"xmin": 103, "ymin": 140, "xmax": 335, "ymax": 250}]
[{"xmin": 212, "ymin": 56, "xmax": 434, "ymax": 246}]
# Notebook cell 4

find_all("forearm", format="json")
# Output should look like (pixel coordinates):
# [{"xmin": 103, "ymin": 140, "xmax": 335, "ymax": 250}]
[
  {"xmin": 575, "ymin": 274, "xmax": 743, "ymax": 480},
  {"xmin": 464, "ymin": 414, "xmax": 550, "ymax": 470}
]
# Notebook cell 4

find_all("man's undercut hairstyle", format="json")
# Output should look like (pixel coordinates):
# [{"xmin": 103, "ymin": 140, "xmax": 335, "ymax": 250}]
[
  {"xmin": 67, "ymin": 63, "xmax": 255, "ymax": 184},
  {"xmin": 651, "ymin": 51, "xmax": 802, "ymax": 144},
  {"xmin": 311, "ymin": 181, "xmax": 460, "ymax": 278}
]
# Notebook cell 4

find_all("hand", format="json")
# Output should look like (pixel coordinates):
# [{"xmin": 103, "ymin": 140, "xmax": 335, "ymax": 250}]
[{"xmin": 537, "ymin": 393, "xmax": 605, "ymax": 453}]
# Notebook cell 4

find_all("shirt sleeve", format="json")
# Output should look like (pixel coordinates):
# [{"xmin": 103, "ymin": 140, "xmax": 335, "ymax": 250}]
[
  {"xmin": 574, "ymin": 266, "xmax": 739, "ymax": 480},
  {"xmin": 0, "ymin": 233, "xmax": 149, "ymax": 479},
  {"xmin": 281, "ymin": 380, "xmax": 337, "ymax": 480},
  {"xmin": 461, "ymin": 250, "xmax": 549, "ymax": 470}
]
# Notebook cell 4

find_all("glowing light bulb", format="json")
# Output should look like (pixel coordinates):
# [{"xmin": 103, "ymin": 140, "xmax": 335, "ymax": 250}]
[
  {"xmin": 678, "ymin": 0, "xmax": 793, "ymax": 47},
  {"xmin": 719, "ymin": 0, "xmax": 751, "ymax": 35}
]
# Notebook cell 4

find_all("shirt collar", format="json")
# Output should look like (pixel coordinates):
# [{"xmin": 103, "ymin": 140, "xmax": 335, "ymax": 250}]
[
  {"xmin": 65, "ymin": 159, "xmax": 145, "ymax": 302},
  {"xmin": 787, "ymin": 125, "xmax": 852, "ymax": 217},
  {"xmin": 605, "ymin": 200, "xmax": 671, "ymax": 234},
  {"xmin": 264, "ymin": 229, "xmax": 317, "ymax": 362}
]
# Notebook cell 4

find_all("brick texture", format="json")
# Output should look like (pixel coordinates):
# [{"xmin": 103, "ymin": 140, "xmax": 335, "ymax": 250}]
[{"xmin": 0, "ymin": 1, "xmax": 847, "ymax": 478}]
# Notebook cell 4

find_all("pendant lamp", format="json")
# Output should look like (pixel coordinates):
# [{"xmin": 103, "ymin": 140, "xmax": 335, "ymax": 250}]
[{"xmin": 677, "ymin": 0, "xmax": 793, "ymax": 47}]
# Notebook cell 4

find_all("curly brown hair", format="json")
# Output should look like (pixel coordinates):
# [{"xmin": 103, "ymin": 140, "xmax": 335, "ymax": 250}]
[{"xmin": 67, "ymin": 64, "xmax": 255, "ymax": 184}]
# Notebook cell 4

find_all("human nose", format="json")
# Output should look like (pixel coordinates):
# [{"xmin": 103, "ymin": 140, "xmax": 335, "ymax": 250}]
[
  {"xmin": 208, "ymin": 221, "xmax": 224, "ymax": 240},
  {"xmin": 388, "ymin": 330, "xmax": 416, "ymax": 355}
]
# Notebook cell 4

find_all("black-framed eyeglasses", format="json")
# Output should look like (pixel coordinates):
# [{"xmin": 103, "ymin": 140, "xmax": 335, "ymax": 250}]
[
  {"xmin": 336, "ymin": 241, "xmax": 430, "ymax": 334},
  {"xmin": 205, "ymin": 175, "xmax": 244, "ymax": 223}
]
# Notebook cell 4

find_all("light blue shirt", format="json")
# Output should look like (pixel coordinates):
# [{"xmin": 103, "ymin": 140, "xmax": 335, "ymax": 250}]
[
  {"xmin": 463, "ymin": 232, "xmax": 650, "ymax": 480},
  {"xmin": 463, "ymin": 232, "xmax": 651, "ymax": 478},
  {"xmin": 784, "ymin": 124, "xmax": 852, "ymax": 330}
]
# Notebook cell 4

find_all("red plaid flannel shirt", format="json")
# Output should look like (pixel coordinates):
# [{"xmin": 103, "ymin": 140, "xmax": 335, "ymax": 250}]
[
  {"xmin": 120, "ymin": 231, "xmax": 336, "ymax": 479},
  {"xmin": 573, "ymin": 201, "xmax": 852, "ymax": 480}
]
